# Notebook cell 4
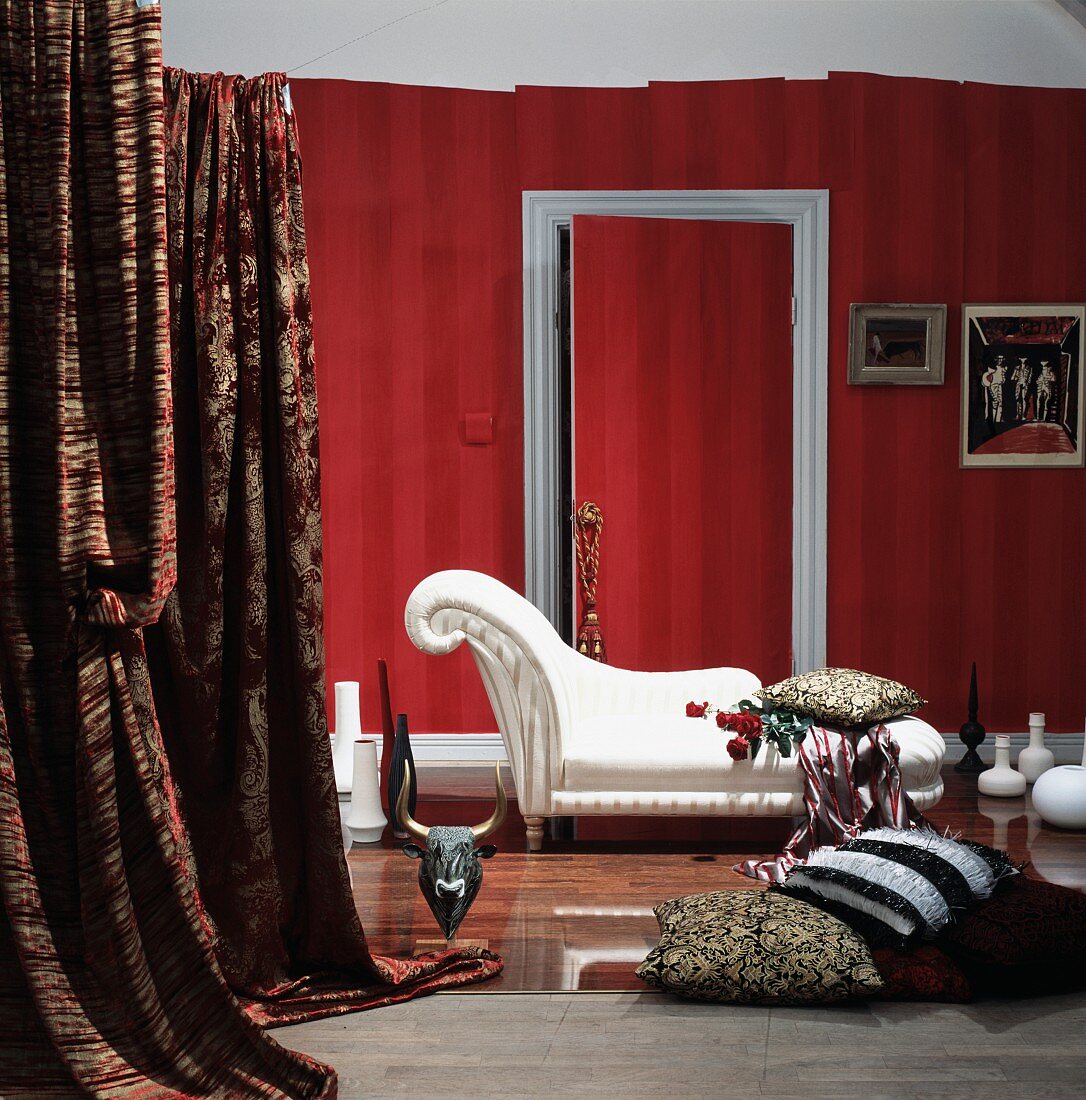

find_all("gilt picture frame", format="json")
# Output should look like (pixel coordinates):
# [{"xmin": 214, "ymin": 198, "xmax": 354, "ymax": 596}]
[
  {"xmin": 848, "ymin": 303, "xmax": 946, "ymax": 385},
  {"xmin": 960, "ymin": 304, "xmax": 1084, "ymax": 469}
]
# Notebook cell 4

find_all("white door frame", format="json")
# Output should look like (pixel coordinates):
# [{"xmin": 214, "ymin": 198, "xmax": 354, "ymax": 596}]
[{"xmin": 522, "ymin": 189, "xmax": 829, "ymax": 674}]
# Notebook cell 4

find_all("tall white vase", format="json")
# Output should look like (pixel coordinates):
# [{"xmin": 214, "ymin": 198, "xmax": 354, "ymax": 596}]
[
  {"xmin": 1031, "ymin": 721, "xmax": 1086, "ymax": 830},
  {"xmin": 1017, "ymin": 711, "xmax": 1055, "ymax": 783},
  {"xmin": 978, "ymin": 734, "xmax": 1027, "ymax": 797},
  {"xmin": 346, "ymin": 739, "xmax": 387, "ymax": 844},
  {"xmin": 331, "ymin": 681, "xmax": 361, "ymax": 795}
]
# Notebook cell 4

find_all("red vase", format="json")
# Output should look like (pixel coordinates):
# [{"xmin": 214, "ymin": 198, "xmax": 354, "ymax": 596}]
[{"xmin": 377, "ymin": 658, "xmax": 395, "ymax": 807}]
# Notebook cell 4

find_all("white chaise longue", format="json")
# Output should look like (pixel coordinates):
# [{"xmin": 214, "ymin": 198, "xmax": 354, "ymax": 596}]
[{"xmin": 405, "ymin": 570, "xmax": 945, "ymax": 851}]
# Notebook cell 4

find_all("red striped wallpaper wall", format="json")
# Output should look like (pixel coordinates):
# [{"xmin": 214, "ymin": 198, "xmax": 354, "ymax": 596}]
[
  {"xmin": 572, "ymin": 215, "xmax": 794, "ymax": 682},
  {"xmin": 292, "ymin": 73, "xmax": 1086, "ymax": 736},
  {"xmin": 294, "ymin": 81, "xmax": 522, "ymax": 735}
]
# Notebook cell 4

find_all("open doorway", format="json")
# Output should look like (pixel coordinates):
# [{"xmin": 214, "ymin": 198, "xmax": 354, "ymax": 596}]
[
  {"xmin": 566, "ymin": 214, "xmax": 793, "ymax": 680},
  {"xmin": 524, "ymin": 190, "xmax": 830, "ymax": 674}
]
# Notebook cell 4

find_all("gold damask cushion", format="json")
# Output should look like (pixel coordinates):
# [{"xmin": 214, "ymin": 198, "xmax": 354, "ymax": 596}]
[
  {"xmin": 636, "ymin": 890, "xmax": 884, "ymax": 1004},
  {"xmin": 758, "ymin": 667, "xmax": 926, "ymax": 728}
]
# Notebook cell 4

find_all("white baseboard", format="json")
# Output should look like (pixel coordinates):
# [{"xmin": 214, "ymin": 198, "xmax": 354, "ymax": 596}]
[
  {"xmin": 345, "ymin": 730, "xmax": 1085, "ymax": 765},
  {"xmin": 941, "ymin": 730, "xmax": 1084, "ymax": 765},
  {"xmin": 402, "ymin": 733, "xmax": 509, "ymax": 762},
  {"xmin": 335, "ymin": 732, "xmax": 509, "ymax": 763}
]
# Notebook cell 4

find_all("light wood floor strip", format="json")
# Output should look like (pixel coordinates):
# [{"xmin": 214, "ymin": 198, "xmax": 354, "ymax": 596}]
[{"xmin": 280, "ymin": 990, "xmax": 1086, "ymax": 1098}]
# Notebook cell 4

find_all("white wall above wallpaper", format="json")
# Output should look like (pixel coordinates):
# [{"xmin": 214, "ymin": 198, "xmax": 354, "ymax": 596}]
[{"xmin": 162, "ymin": 0, "xmax": 1086, "ymax": 90}]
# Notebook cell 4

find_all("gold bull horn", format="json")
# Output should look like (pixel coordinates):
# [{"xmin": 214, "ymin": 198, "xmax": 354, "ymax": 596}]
[
  {"xmin": 395, "ymin": 761, "xmax": 429, "ymax": 844},
  {"xmin": 471, "ymin": 762, "xmax": 507, "ymax": 842}
]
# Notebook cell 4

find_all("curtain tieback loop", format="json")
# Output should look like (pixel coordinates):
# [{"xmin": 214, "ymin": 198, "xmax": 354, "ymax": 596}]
[
  {"xmin": 65, "ymin": 586, "xmax": 152, "ymax": 660},
  {"xmin": 574, "ymin": 501, "xmax": 606, "ymax": 663}
]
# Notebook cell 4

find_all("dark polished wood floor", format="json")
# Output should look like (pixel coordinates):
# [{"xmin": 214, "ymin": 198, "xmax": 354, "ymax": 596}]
[
  {"xmin": 344, "ymin": 763, "xmax": 1086, "ymax": 992},
  {"xmin": 294, "ymin": 767, "xmax": 1086, "ymax": 1098}
]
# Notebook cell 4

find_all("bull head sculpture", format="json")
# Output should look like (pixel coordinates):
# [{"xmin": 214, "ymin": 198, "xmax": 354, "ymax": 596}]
[{"xmin": 397, "ymin": 761, "xmax": 506, "ymax": 940}]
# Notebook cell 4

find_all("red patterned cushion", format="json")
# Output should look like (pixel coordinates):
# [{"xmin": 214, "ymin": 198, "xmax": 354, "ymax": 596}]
[
  {"xmin": 940, "ymin": 874, "xmax": 1086, "ymax": 995},
  {"xmin": 872, "ymin": 946, "xmax": 971, "ymax": 1002}
]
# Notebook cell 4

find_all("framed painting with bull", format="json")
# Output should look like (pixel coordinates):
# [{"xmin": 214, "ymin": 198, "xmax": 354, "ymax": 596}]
[
  {"xmin": 961, "ymin": 304, "xmax": 1084, "ymax": 468},
  {"xmin": 848, "ymin": 303, "xmax": 947, "ymax": 385}
]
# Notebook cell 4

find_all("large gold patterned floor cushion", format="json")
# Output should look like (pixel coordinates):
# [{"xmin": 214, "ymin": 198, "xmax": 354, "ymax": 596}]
[
  {"xmin": 636, "ymin": 890, "xmax": 884, "ymax": 1004},
  {"xmin": 758, "ymin": 667, "xmax": 926, "ymax": 728}
]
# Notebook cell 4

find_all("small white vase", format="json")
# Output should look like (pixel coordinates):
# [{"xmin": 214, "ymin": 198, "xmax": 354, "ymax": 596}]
[
  {"xmin": 1017, "ymin": 711, "xmax": 1055, "ymax": 784},
  {"xmin": 346, "ymin": 739, "xmax": 387, "ymax": 844},
  {"xmin": 1031, "ymin": 722, "xmax": 1086, "ymax": 830},
  {"xmin": 978, "ymin": 734, "xmax": 1027, "ymax": 797},
  {"xmin": 331, "ymin": 680, "xmax": 361, "ymax": 795}
]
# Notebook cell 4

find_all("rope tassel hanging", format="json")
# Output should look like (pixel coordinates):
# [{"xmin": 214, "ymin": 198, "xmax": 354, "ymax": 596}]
[{"xmin": 574, "ymin": 501, "xmax": 607, "ymax": 662}]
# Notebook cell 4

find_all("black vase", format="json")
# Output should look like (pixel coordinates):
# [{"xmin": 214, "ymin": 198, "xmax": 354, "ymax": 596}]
[{"xmin": 387, "ymin": 713, "xmax": 417, "ymax": 838}]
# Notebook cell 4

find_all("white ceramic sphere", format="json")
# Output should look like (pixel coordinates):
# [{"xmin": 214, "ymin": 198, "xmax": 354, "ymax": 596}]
[{"xmin": 1031, "ymin": 765, "xmax": 1086, "ymax": 830}]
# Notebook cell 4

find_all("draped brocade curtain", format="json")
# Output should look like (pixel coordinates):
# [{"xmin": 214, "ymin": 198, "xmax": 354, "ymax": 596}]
[
  {"xmin": 152, "ymin": 68, "xmax": 501, "ymax": 1027},
  {"xmin": 0, "ymin": 6, "xmax": 499, "ymax": 1096},
  {"xmin": 0, "ymin": 3, "xmax": 335, "ymax": 1095}
]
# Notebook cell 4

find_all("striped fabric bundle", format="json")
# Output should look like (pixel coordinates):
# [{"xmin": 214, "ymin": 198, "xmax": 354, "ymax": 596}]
[{"xmin": 776, "ymin": 828, "xmax": 1017, "ymax": 948}]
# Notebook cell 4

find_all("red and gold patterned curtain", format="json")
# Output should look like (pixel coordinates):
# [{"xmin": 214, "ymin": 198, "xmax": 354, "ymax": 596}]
[
  {"xmin": 152, "ymin": 68, "xmax": 501, "ymax": 1027},
  {"xmin": 0, "ymin": 3, "xmax": 337, "ymax": 1094},
  {"xmin": 0, "ymin": 7, "xmax": 497, "ymax": 1096}
]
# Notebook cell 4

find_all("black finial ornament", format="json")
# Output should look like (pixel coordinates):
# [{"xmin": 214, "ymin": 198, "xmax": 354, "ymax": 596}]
[{"xmin": 955, "ymin": 662, "xmax": 987, "ymax": 773}]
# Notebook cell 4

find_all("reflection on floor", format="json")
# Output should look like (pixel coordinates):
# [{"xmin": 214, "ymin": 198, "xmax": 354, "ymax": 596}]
[
  {"xmin": 342, "ymin": 764, "xmax": 1086, "ymax": 993},
  {"xmin": 285, "ymin": 763, "xmax": 1086, "ymax": 1099},
  {"xmin": 286, "ymin": 765, "xmax": 1086, "ymax": 1100}
]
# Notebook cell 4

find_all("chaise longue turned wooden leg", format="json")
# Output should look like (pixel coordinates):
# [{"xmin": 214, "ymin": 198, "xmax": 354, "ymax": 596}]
[{"xmin": 524, "ymin": 816, "xmax": 545, "ymax": 852}]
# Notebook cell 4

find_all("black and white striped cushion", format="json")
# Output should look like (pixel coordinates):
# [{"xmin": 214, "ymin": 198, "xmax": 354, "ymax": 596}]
[{"xmin": 775, "ymin": 828, "xmax": 1016, "ymax": 949}]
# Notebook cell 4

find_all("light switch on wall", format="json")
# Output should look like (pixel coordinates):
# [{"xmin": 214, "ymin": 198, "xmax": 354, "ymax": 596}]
[{"xmin": 462, "ymin": 413, "xmax": 495, "ymax": 445}]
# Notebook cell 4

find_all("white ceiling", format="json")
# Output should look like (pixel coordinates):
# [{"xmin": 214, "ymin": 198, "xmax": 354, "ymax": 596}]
[{"xmin": 162, "ymin": 0, "xmax": 1086, "ymax": 90}]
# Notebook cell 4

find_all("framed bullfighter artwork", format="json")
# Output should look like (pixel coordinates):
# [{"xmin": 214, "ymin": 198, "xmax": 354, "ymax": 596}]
[
  {"xmin": 848, "ymin": 303, "xmax": 946, "ymax": 385},
  {"xmin": 961, "ymin": 305, "xmax": 1084, "ymax": 468}
]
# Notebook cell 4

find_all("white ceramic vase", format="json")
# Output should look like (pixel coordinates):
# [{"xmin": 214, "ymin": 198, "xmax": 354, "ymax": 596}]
[
  {"xmin": 1031, "ymin": 724, "xmax": 1086, "ymax": 830},
  {"xmin": 978, "ymin": 734, "xmax": 1027, "ymax": 797},
  {"xmin": 1017, "ymin": 711, "xmax": 1055, "ymax": 784},
  {"xmin": 346, "ymin": 739, "xmax": 387, "ymax": 844},
  {"xmin": 331, "ymin": 680, "xmax": 361, "ymax": 795}
]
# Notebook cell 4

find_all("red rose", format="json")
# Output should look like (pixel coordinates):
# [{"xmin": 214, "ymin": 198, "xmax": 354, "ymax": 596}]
[
  {"xmin": 715, "ymin": 711, "xmax": 729, "ymax": 729},
  {"xmin": 726, "ymin": 735, "xmax": 750, "ymax": 761},
  {"xmin": 716, "ymin": 710, "xmax": 740, "ymax": 730},
  {"xmin": 733, "ymin": 713, "xmax": 763, "ymax": 739},
  {"xmin": 686, "ymin": 701, "xmax": 709, "ymax": 718}
]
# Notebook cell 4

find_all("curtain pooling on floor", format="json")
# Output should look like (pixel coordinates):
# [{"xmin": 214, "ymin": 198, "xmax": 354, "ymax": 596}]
[
  {"xmin": 150, "ymin": 68, "xmax": 502, "ymax": 1027},
  {"xmin": 0, "ymin": 2, "xmax": 336, "ymax": 1095}
]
